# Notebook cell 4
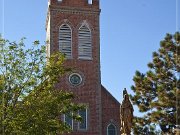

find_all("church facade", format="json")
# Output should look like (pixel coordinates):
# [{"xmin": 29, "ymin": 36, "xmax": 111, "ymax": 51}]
[{"xmin": 46, "ymin": 0, "xmax": 121, "ymax": 134}]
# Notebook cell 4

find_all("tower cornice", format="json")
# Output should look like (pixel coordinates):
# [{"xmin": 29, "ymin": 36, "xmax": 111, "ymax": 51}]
[
  {"xmin": 46, "ymin": 5, "xmax": 100, "ymax": 30},
  {"xmin": 50, "ymin": 5, "xmax": 101, "ymax": 15}
]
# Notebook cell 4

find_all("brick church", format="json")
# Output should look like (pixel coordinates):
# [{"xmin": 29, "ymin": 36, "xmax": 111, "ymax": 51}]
[{"xmin": 46, "ymin": 0, "xmax": 121, "ymax": 134}]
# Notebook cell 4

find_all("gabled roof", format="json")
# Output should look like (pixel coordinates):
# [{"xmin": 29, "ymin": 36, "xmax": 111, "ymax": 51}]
[{"xmin": 101, "ymin": 85, "xmax": 120, "ymax": 105}]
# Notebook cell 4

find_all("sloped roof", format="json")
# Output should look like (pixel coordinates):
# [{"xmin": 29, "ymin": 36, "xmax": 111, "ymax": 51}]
[{"xmin": 101, "ymin": 85, "xmax": 120, "ymax": 105}]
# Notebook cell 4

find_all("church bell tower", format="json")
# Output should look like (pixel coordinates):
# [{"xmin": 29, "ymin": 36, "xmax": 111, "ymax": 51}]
[{"xmin": 46, "ymin": 0, "xmax": 102, "ymax": 134}]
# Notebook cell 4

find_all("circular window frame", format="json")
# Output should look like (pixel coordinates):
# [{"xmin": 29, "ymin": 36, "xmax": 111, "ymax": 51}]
[{"xmin": 69, "ymin": 73, "xmax": 82, "ymax": 86}]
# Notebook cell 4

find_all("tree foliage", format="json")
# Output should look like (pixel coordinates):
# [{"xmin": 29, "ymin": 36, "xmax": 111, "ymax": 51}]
[
  {"xmin": 0, "ymin": 37, "xmax": 83, "ymax": 135},
  {"xmin": 130, "ymin": 32, "xmax": 180, "ymax": 134}
]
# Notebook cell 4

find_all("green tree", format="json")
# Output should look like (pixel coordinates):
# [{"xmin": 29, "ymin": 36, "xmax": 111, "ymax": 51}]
[
  {"xmin": 0, "ymin": 37, "xmax": 83, "ymax": 135},
  {"xmin": 130, "ymin": 32, "xmax": 180, "ymax": 134}
]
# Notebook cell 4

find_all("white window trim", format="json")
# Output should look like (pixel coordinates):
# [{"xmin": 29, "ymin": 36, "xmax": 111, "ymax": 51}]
[
  {"xmin": 78, "ymin": 108, "xmax": 88, "ymax": 130},
  {"xmin": 64, "ymin": 113, "xmax": 73, "ymax": 130},
  {"xmin": 107, "ymin": 123, "xmax": 117, "ymax": 135},
  {"xmin": 59, "ymin": 23, "xmax": 72, "ymax": 59}
]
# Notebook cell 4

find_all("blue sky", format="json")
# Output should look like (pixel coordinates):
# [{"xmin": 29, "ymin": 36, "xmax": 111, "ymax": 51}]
[{"xmin": 0, "ymin": 0, "xmax": 179, "ymax": 115}]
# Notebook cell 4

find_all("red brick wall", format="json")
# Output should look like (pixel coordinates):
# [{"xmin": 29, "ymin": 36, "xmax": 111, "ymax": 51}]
[
  {"xmin": 101, "ymin": 86, "xmax": 121, "ymax": 135},
  {"xmin": 46, "ymin": 1, "xmax": 121, "ymax": 135},
  {"xmin": 47, "ymin": 0, "xmax": 102, "ymax": 134}
]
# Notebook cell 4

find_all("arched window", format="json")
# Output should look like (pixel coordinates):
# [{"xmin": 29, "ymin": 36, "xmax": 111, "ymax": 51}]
[
  {"xmin": 107, "ymin": 124, "xmax": 117, "ymax": 135},
  {"xmin": 59, "ymin": 24, "xmax": 72, "ymax": 58},
  {"xmin": 78, "ymin": 24, "xmax": 92, "ymax": 60}
]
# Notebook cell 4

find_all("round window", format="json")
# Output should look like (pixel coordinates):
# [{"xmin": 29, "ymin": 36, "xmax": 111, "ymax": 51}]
[{"xmin": 69, "ymin": 73, "xmax": 82, "ymax": 86}]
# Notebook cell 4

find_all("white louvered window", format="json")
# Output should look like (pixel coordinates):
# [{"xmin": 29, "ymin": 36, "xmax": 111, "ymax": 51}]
[
  {"xmin": 59, "ymin": 24, "xmax": 72, "ymax": 59},
  {"xmin": 88, "ymin": 0, "xmax": 92, "ymax": 4},
  {"xmin": 78, "ymin": 24, "xmax": 92, "ymax": 60}
]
